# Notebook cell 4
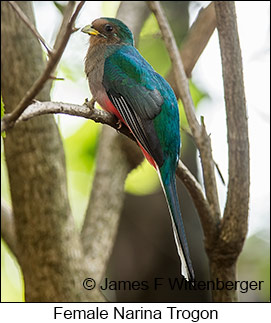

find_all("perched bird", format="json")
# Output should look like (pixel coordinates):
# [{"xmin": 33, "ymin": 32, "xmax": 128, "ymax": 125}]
[{"xmin": 82, "ymin": 17, "xmax": 194, "ymax": 281}]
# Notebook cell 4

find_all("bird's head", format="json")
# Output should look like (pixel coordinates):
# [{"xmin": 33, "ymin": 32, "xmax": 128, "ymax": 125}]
[{"xmin": 81, "ymin": 18, "xmax": 134, "ymax": 46}]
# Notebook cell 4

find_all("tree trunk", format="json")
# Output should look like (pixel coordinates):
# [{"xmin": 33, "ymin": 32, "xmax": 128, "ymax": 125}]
[
  {"xmin": 1, "ymin": 1, "xmax": 103, "ymax": 302},
  {"xmin": 207, "ymin": 1, "xmax": 250, "ymax": 302}
]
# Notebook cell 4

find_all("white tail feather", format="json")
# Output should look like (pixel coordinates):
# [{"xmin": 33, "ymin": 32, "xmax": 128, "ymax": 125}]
[{"xmin": 157, "ymin": 167, "xmax": 193, "ymax": 281}]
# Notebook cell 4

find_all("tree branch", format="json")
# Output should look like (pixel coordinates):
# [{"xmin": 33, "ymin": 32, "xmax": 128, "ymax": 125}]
[
  {"xmin": 1, "ymin": 99, "xmax": 206, "ymax": 210},
  {"xmin": 148, "ymin": 1, "xmax": 221, "ymax": 242},
  {"xmin": 1, "ymin": 100, "xmax": 135, "ymax": 141},
  {"xmin": 176, "ymin": 161, "xmax": 213, "ymax": 234},
  {"xmin": 1, "ymin": 1, "xmax": 104, "ymax": 301},
  {"xmin": 215, "ymin": 1, "xmax": 249, "ymax": 260},
  {"xmin": 53, "ymin": 1, "xmax": 79, "ymax": 50},
  {"xmin": 8, "ymin": 1, "xmax": 52, "ymax": 54},
  {"xmin": 166, "ymin": 2, "xmax": 216, "ymax": 95},
  {"xmin": 1, "ymin": 1, "xmax": 85, "ymax": 132}
]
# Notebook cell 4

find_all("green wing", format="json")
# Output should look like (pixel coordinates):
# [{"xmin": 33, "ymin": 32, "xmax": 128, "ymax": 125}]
[{"xmin": 103, "ymin": 46, "xmax": 165, "ymax": 166}]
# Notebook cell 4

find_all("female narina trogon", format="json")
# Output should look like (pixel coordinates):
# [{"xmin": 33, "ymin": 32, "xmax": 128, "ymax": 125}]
[{"xmin": 82, "ymin": 17, "xmax": 194, "ymax": 281}]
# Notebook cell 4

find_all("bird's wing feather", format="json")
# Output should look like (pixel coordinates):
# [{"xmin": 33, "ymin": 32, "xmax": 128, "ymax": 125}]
[{"xmin": 103, "ymin": 46, "xmax": 165, "ymax": 166}]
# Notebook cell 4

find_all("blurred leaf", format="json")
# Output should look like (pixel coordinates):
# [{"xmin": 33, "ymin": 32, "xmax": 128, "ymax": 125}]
[
  {"xmin": 1, "ymin": 153, "xmax": 11, "ymax": 204},
  {"xmin": 189, "ymin": 80, "xmax": 208, "ymax": 107},
  {"xmin": 238, "ymin": 232, "xmax": 270, "ymax": 301},
  {"xmin": 58, "ymin": 60, "xmax": 82, "ymax": 82},
  {"xmin": 1, "ymin": 96, "xmax": 4, "ymax": 118},
  {"xmin": 53, "ymin": 1, "xmax": 68, "ymax": 15},
  {"xmin": 179, "ymin": 80, "xmax": 207, "ymax": 130},
  {"xmin": 139, "ymin": 14, "xmax": 171, "ymax": 76},
  {"xmin": 1, "ymin": 96, "xmax": 6, "ymax": 138},
  {"xmin": 64, "ymin": 120, "xmax": 100, "ymax": 174},
  {"xmin": 102, "ymin": 1, "xmax": 121, "ymax": 17},
  {"xmin": 1, "ymin": 240, "xmax": 24, "ymax": 302},
  {"xmin": 64, "ymin": 121, "xmax": 101, "ymax": 228},
  {"xmin": 125, "ymin": 159, "xmax": 160, "ymax": 195},
  {"xmin": 140, "ymin": 13, "xmax": 160, "ymax": 37},
  {"xmin": 161, "ymin": 1, "xmax": 189, "ymax": 46}
]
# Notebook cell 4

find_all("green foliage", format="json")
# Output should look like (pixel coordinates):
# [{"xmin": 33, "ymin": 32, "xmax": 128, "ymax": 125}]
[
  {"xmin": 1, "ymin": 240, "xmax": 24, "ymax": 302},
  {"xmin": 125, "ymin": 159, "xmax": 160, "ymax": 195},
  {"xmin": 102, "ymin": 1, "xmax": 121, "ymax": 17},
  {"xmin": 1, "ymin": 96, "xmax": 5, "ymax": 138},
  {"xmin": 1, "ymin": 151, "xmax": 11, "ymax": 204},
  {"xmin": 64, "ymin": 120, "xmax": 101, "ymax": 229},
  {"xmin": 238, "ymin": 232, "xmax": 270, "ymax": 301},
  {"xmin": 138, "ymin": 14, "xmax": 171, "ymax": 77},
  {"xmin": 179, "ymin": 80, "xmax": 207, "ymax": 130},
  {"xmin": 53, "ymin": 1, "xmax": 66, "ymax": 14},
  {"xmin": 58, "ymin": 61, "xmax": 82, "ymax": 82}
]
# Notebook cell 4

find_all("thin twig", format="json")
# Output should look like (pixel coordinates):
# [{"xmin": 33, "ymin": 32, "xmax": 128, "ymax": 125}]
[
  {"xmin": 1, "ymin": 1, "xmax": 85, "ymax": 132},
  {"xmin": 181, "ymin": 126, "xmax": 225, "ymax": 186},
  {"xmin": 8, "ymin": 1, "xmax": 52, "ymax": 55},
  {"xmin": 214, "ymin": 161, "xmax": 225, "ymax": 186}
]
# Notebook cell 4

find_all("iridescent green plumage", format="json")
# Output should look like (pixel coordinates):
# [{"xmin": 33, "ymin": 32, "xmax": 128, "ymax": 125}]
[{"xmin": 83, "ymin": 17, "xmax": 194, "ymax": 281}]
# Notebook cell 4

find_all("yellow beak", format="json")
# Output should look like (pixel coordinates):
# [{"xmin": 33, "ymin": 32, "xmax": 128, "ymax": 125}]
[{"xmin": 81, "ymin": 25, "xmax": 100, "ymax": 36}]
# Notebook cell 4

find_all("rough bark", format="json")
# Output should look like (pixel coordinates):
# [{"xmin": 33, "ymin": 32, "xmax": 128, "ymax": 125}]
[
  {"xmin": 81, "ymin": 127, "xmax": 132, "ymax": 283},
  {"xmin": 149, "ymin": 1, "xmax": 249, "ymax": 302},
  {"xmin": 80, "ymin": 0, "xmax": 148, "ymax": 285},
  {"xmin": 208, "ymin": 1, "xmax": 250, "ymax": 302},
  {"xmin": 1, "ymin": 1, "xmax": 102, "ymax": 302},
  {"xmin": 1, "ymin": 1, "xmax": 249, "ymax": 303}
]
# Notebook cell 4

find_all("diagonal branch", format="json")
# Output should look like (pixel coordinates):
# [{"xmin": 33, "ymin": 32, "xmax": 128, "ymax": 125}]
[
  {"xmin": 148, "ymin": 1, "xmax": 221, "ymax": 243},
  {"xmin": 176, "ymin": 160, "xmax": 212, "ymax": 234},
  {"xmin": 1, "ymin": 1, "xmax": 85, "ymax": 132},
  {"xmin": 1, "ymin": 100, "xmax": 135, "ymax": 141},
  {"xmin": 8, "ymin": 1, "xmax": 52, "ymax": 54},
  {"xmin": 1, "ymin": 98, "xmax": 207, "ymax": 245},
  {"xmin": 166, "ymin": 2, "xmax": 216, "ymax": 95}
]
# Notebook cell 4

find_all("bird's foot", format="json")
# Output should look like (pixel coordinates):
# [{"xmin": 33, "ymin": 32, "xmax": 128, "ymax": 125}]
[
  {"xmin": 116, "ymin": 119, "xmax": 123, "ymax": 130},
  {"xmin": 84, "ymin": 97, "xmax": 96, "ymax": 110}
]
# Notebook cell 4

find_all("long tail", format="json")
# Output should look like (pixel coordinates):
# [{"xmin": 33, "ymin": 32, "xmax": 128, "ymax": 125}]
[{"xmin": 158, "ymin": 168, "xmax": 195, "ymax": 281}]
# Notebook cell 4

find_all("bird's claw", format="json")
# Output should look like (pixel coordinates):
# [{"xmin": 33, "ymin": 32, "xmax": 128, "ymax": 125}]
[
  {"xmin": 84, "ymin": 97, "xmax": 96, "ymax": 110},
  {"xmin": 116, "ymin": 119, "xmax": 122, "ymax": 130}
]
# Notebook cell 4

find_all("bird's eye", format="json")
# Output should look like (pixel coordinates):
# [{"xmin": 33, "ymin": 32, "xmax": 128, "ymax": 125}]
[{"xmin": 105, "ymin": 24, "xmax": 113, "ymax": 32}]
